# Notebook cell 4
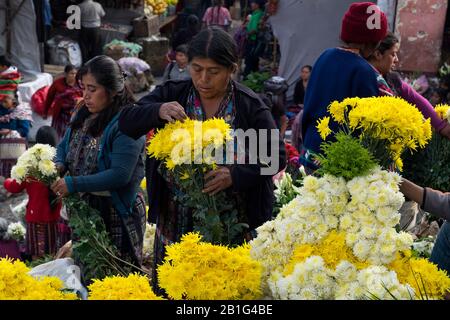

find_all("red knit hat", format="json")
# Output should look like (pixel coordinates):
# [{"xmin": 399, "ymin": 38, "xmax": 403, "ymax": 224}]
[{"xmin": 340, "ymin": 2, "xmax": 388, "ymax": 44}]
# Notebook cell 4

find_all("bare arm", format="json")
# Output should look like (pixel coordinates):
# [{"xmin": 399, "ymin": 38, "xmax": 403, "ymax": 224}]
[
  {"xmin": 400, "ymin": 178, "xmax": 450, "ymax": 221},
  {"xmin": 399, "ymin": 178, "xmax": 424, "ymax": 206}
]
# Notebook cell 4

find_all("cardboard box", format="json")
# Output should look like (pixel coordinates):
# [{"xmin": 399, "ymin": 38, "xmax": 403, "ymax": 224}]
[{"xmin": 133, "ymin": 15, "xmax": 160, "ymax": 38}]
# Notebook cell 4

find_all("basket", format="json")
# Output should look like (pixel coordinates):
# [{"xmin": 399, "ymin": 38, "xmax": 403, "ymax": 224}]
[{"xmin": 0, "ymin": 137, "xmax": 27, "ymax": 160}]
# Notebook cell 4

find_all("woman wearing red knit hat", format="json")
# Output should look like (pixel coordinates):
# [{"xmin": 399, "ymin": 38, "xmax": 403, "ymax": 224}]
[{"xmin": 299, "ymin": 2, "xmax": 388, "ymax": 173}]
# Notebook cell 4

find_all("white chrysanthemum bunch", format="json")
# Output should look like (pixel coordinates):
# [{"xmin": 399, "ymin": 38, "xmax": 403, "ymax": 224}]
[
  {"xmin": 344, "ymin": 168, "xmax": 413, "ymax": 265},
  {"xmin": 7, "ymin": 222, "xmax": 26, "ymax": 241},
  {"xmin": 250, "ymin": 175, "xmax": 348, "ymax": 290},
  {"xmin": 268, "ymin": 256, "xmax": 336, "ymax": 300},
  {"xmin": 10, "ymin": 144, "xmax": 57, "ymax": 184},
  {"xmin": 268, "ymin": 258, "xmax": 415, "ymax": 300},
  {"xmin": 343, "ymin": 266, "xmax": 414, "ymax": 300},
  {"xmin": 250, "ymin": 167, "xmax": 421, "ymax": 299}
]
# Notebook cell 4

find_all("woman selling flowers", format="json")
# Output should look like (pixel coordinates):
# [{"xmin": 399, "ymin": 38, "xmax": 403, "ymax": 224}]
[
  {"xmin": 119, "ymin": 27, "xmax": 285, "ymax": 292},
  {"xmin": 51, "ymin": 56, "xmax": 147, "ymax": 273}
]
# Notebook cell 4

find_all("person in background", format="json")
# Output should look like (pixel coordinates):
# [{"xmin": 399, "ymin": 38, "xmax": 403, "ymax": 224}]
[
  {"xmin": 202, "ymin": 0, "xmax": 232, "ymax": 31},
  {"xmin": 0, "ymin": 56, "xmax": 21, "ymax": 101},
  {"xmin": 35, "ymin": 125, "xmax": 72, "ymax": 252},
  {"xmin": 162, "ymin": 45, "xmax": 191, "ymax": 82},
  {"xmin": 300, "ymin": 2, "xmax": 387, "ymax": 173},
  {"xmin": 243, "ymin": 0, "xmax": 265, "ymax": 77},
  {"xmin": 44, "ymin": 65, "xmax": 82, "ymax": 140},
  {"xmin": 234, "ymin": 14, "xmax": 250, "ymax": 61},
  {"xmin": 168, "ymin": 14, "xmax": 200, "ymax": 62},
  {"xmin": 3, "ymin": 125, "xmax": 62, "ymax": 260},
  {"xmin": 78, "ymin": 0, "xmax": 105, "ymax": 62},
  {"xmin": 171, "ymin": 14, "xmax": 200, "ymax": 52},
  {"xmin": 367, "ymin": 32, "xmax": 450, "ymax": 140},
  {"xmin": 293, "ymin": 65, "xmax": 312, "ymax": 106},
  {"xmin": 0, "ymin": 92, "xmax": 31, "ymax": 178},
  {"xmin": 289, "ymin": 66, "xmax": 312, "ymax": 152},
  {"xmin": 400, "ymin": 179, "xmax": 450, "ymax": 274}
]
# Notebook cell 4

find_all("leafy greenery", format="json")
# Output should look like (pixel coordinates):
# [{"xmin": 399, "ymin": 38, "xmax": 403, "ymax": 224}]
[
  {"xmin": 242, "ymin": 72, "xmax": 271, "ymax": 93},
  {"xmin": 174, "ymin": 166, "xmax": 248, "ymax": 246},
  {"xmin": 403, "ymin": 132, "xmax": 450, "ymax": 192},
  {"xmin": 64, "ymin": 195, "xmax": 147, "ymax": 284},
  {"xmin": 25, "ymin": 254, "xmax": 55, "ymax": 268},
  {"xmin": 315, "ymin": 132, "xmax": 378, "ymax": 181},
  {"xmin": 273, "ymin": 171, "xmax": 304, "ymax": 217}
]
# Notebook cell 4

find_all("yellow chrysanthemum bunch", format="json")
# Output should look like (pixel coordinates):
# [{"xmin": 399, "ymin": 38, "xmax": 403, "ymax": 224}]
[
  {"xmin": 88, "ymin": 273, "xmax": 163, "ymax": 300},
  {"xmin": 389, "ymin": 251, "xmax": 450, "ymax": 299},
  {"xmin": 157, "ymin": 232, "xmax": 262, "ymax": 300},
  {"xmin": 320, "ymin": 96, "xmax": 432, "ymax": 171},
  {"xmin": 0, "ymin": 258, "xmax": 77, "ymax": 300},
  {"xmin": 283, "ymin": 231, "xmax": 369, "ymax": 276},
  {"xmin": 434, "ymin": 104, "xmax": 450, "ymax": 122},
  {"xmin": 147, "ymin": 118, "xmax": 232, "ymax": 170}
]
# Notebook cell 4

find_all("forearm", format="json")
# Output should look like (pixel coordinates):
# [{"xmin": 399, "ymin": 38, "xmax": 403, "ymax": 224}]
[
  {"xmin": 65, "ymin": 167, "xmax": 132, "ymax": 193},
  {"xmin": 119, "ymin": 103, "xmax": 164, "ymax": 140},
  {"xmin": 400, "ymin": 178, "xmax": 424, "ymax": 206}
]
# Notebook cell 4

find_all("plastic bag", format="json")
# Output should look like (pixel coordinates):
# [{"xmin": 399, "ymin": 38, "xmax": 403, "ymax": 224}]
[{"xmin": 29, "ymin": 258, "xmax": 88, "ymax": 300}]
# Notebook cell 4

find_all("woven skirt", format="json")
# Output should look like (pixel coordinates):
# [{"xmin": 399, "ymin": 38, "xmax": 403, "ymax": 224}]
[{"xmin": 26, "ymin": 222, "xmax": 58, "ymax": 258}]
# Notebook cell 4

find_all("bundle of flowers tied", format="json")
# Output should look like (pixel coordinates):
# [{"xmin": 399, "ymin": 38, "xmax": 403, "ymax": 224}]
[
  {"xmin": 250, "ymin": 96, "xmax": 450, "ymax": 300},
  {"xmin": 8, "ymin": 144, "xmax": 60, "ymax": 210},
  {"xmin": 148, "ymin": 118, "xmax": 248, "ymax": 246}
]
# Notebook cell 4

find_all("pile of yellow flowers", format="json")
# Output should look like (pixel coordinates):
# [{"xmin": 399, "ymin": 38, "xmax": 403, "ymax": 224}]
[
  {"xmin": 148, "ymin": 118, "xmax": 232, "ymax": 170},
  {"xmin": 157, "ymin": 232, "xmax": 262, "ymax": 300},
  {"xmin": 0, "ymin": 258, "xmax": 77, "ymax": 300},
  {"xmin": 88, "ymin": 273, "xmax": 163, "ymax": 300},
  {"xmin": 145, "ymin": 0, "xmax": 168, "ymax": 15},
  {"xmin": 317, "ymin": 96, "xmax": 432, "ymax": 170},
  {"xmin": 389, "ymin": 251, "xmax": 450, "ymax": 299}
]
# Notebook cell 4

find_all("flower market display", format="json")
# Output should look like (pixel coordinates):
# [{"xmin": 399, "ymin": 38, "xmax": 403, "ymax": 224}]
[
  {"xmin": 0, "ymin": 258, "xmax": 77, "ymax": 300},
  {"xmin": 148, "ymin": 118, "xmax": 248, "ymax": 245},
  {"xmin": 157, "ymin": 232, "xmax": 262, "ymax": 300},
  {"xmin": 250, "ymin": 96, "xmax": 450, "ymax": 300}
]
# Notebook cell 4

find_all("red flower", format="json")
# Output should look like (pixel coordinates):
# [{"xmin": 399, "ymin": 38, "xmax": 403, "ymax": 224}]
[{"xmin": 285, "ymin": 142, "xmax": 300, "ymax": 160}]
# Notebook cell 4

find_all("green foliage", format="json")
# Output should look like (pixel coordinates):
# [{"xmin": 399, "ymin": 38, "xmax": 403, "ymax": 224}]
[
  {"xmin": 273, "ymin": 171, "xmax": 304, "ymax": 217},
  {"xmin": 64, "ymin": 195, "xmax": 146, "ymax": 284},
  {"xmin": 242, "ymin": 72, "xmax": 271, "ymax": 93},
  {"xmin": 403, "ymin": 132, "xmax": 450, "ymax": 192},
  {"xmin": 174, "ymin": 165, "xmax": 248, "ymax": 246},
  {"xmin": 315, "ymin": 132, "xmax": 378, "ymax": 181},
  {"xmin": 26, "ymin": 254, "xmax": 55, "ymax": 268}
]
